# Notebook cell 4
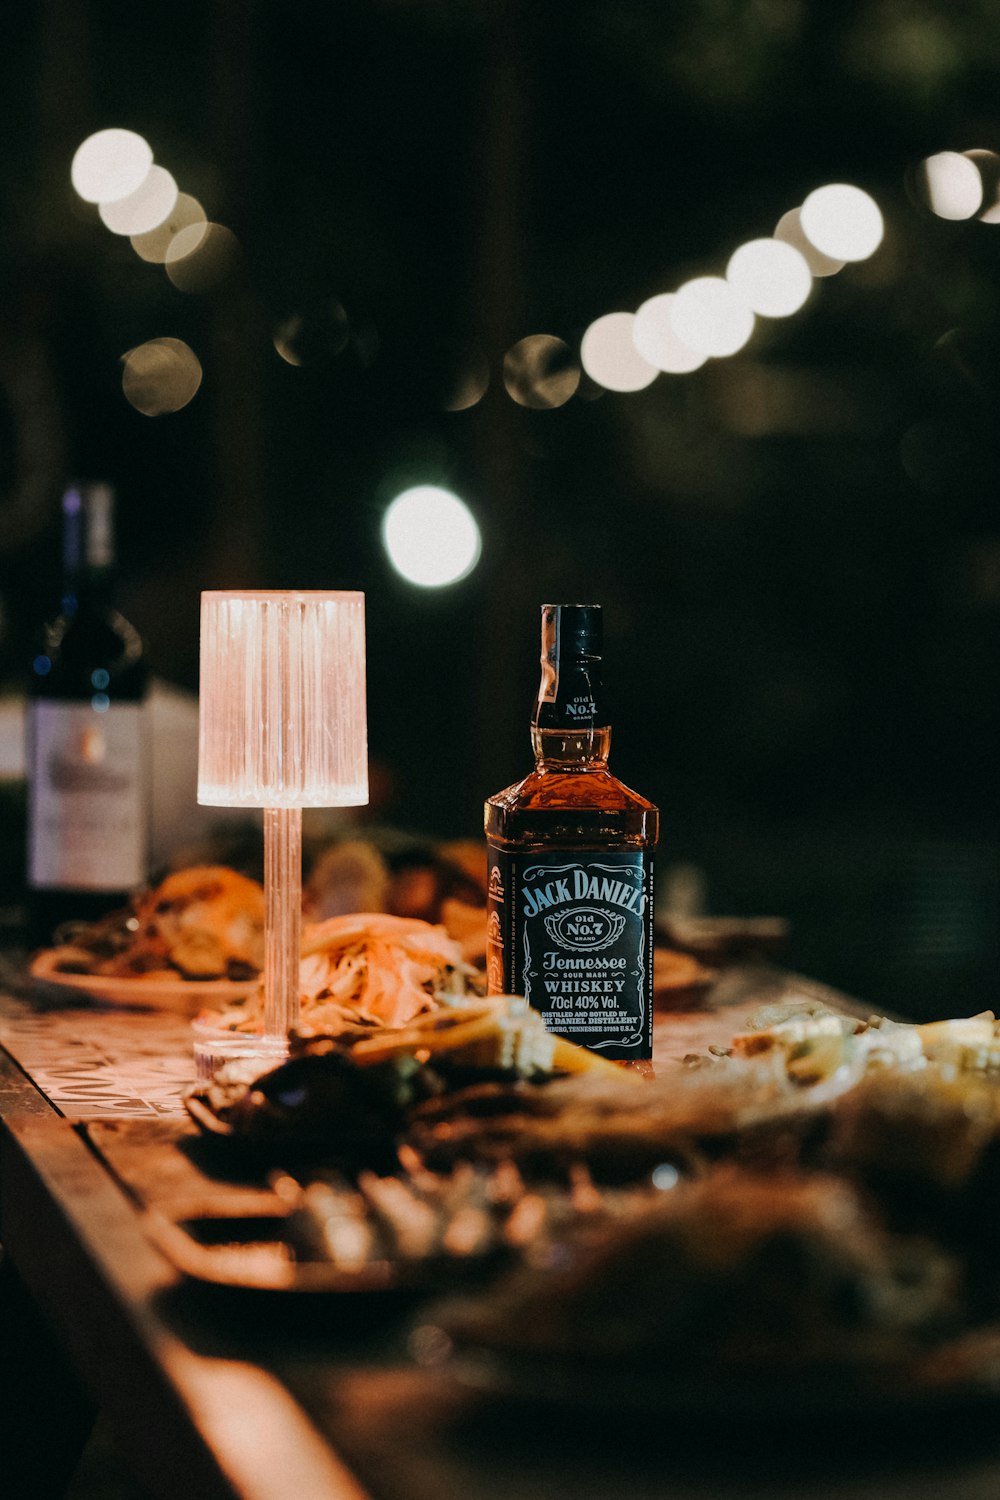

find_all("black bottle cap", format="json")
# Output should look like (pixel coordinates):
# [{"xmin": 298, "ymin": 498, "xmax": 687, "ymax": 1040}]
[{"xmin": 541, "ymin": 603, "xmax": 602, "ymax": 662}]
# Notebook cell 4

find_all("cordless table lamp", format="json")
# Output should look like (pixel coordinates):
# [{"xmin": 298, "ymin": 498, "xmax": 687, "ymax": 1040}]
[{"xmin": 198, "ymin": 591, "xmax": 368, "ymax": 1061}]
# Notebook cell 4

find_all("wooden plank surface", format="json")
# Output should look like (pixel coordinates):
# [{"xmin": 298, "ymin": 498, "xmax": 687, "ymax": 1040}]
[
  {"xmin": 0, "ymin": 962, "xmax": 861, "ymax": 1125},
  {"xmin": 0, "ymin": 1046, "xmax": 372, "ymax": 1500},
  {"xmin": 4, "ymin": 972, "xmax": 1000, "ymax": 1500}
]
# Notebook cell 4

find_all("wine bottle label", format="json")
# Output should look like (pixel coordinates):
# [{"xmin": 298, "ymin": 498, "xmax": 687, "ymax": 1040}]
[
  {"xmin": 28, "ymin": 701, "xmax": 147, "ymax": 890},
  {"xmin": 486, "ymin": 847, "xmax": 653, "ymax": 1059}
]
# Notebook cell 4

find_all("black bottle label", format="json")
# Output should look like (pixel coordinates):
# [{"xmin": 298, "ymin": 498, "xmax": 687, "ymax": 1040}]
[{"xmin": 486, "ymin": 848, "xmax": 653, "ymax": 1059}]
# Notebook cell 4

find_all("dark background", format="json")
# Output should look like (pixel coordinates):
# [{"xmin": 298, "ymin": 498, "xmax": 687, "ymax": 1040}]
[{"xmin": 1, "ymin": 0, "xmax": 999, "ymax": 1017}]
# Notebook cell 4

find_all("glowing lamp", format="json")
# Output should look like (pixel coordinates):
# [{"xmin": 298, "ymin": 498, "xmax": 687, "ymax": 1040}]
[{"xmin": 198, "ymin": 591, "xmax": 368, "ymax": 1054}]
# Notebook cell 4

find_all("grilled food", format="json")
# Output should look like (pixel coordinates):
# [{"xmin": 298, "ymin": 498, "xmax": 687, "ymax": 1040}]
[{"xmin": 36, "ymin": 865, "xmax": 265, "ymax": 981}]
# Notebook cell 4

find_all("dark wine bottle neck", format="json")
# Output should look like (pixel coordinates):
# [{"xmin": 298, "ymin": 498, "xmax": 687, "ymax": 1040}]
[
  {"xmin": 62, "ymin": 567, "xmax": 114, "ymax": 613},
  {"xmin": 62, "ymin": 482, "xmax": 116, "ymax": 586}
]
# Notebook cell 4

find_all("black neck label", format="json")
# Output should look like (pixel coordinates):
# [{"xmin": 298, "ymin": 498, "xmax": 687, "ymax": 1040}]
[
  {"xmin": 486, "ymin": 847, "xmax": 653, "ymax": 1059},
  {"xmin": 535, "ymin": 659, "xmax": 606, "ymax": 731}
]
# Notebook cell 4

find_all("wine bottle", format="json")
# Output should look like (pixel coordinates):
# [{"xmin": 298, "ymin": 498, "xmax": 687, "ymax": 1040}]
[
  {"xmin": 484, "ymin": 604, "xmax": 659, "ymax": 1073},
  {"xmin": 26, "ymin": 482, "xmax": 148, "ymax": 943}
]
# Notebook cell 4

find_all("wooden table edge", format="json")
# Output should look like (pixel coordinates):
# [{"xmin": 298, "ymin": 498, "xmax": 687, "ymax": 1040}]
[{"xmin": 0, "ymin": 1045, "xmax": 371, "ymax": 1500}]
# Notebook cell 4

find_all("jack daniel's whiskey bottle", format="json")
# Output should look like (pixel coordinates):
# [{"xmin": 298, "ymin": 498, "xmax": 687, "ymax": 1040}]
[{"xmin": 485, "ymin": 604, "xmax": 658, "ymax": 1072}]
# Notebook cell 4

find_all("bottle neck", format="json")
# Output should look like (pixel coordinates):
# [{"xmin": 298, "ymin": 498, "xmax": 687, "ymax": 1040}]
[
  {"xmin": 61, "ymin": 565, "xmax": 114, "ymax": 617},
  {"xmin": 531, "ymin": 724, "xmax": 611, "ymax": 770},
  {"xmin": 62, "ymin": 483, "xmax": 116, "ymax": 613},
  {"xmin": 532, "ymin": 657, "xmax": 611, "ymax": 768},
  {"xmin": 530, "ymin": 603, "xmax": 610, "ymax": 769}
]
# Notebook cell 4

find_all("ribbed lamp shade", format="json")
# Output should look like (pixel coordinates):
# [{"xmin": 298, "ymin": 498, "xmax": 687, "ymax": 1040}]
[
  {"xmin": 196, "ymin": 590, "xmax": 369, "ymax": 1059},
  {"xmin": 197, "ymin": 591, "xmax": 368, "ymax": 809}
]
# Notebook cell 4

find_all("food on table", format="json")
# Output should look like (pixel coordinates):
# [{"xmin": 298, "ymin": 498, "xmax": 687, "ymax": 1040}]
[
  {"xmin": 184, "ymin": 991, "xmax": 1000, "ymax": 1403},
  {"xmin": 825, "ymin": 1065, "xmax": 1000, "ymax": 1257},
  {"xmin": 438, "ymin": 896, "xmax": 490, "ymax": 967},
  {"xmin": 303, "ymin": 835, "xmax": 488, "ymax": 949},
  {"xmin": 302, "ymin": 839, "xmax": 393, "ymax": 919},
  {"xmin": 651, "ymin": 946, "xmax": 715, "ymax": 1004},
  {"xmin": 205, "ymin": 912, "xmax": 482, "ymax": 1037},
  {"xmin": 655, "ymin": 913, "xmax": 789, "ymax": 965},
  {"xmin": 191, "ymin": 1047, "xmax": 412, "ymax": 1166},
  {"xmin": 407, "ymin": 1046, "xmax": 837, "ymax": 1180},
  {"xmin": 915, "ymin": 1013, "xmax": 1000, "ymax": 1074},
  {"xmin": 300, "ymin": 913, "xmax": 472, "ymax": 1030},
  {"xmin": 193, "ymin": 985, "xmax": 1000, "ymax": 1204},
  {"xmin": 187, "ymin": 996, "xmax": 632, "ymax": 1152},
  {"xmin": 301, "ymin": 835, "xmax": 486, "ymax": 964},
  {"xmin": 434, "ymin": 841, "xmax": 490, "ymax": 963},
  {"xmin": 731, "ymin": 1002, "xmax": 1000, "ymax": 1087},
  {"xmin": 33, "ymin": 865, "xmax": 266, "ymax": 981},
  {"xmin": 302, "ymin": 831, "xmax": 703, "ymax": 980},
  {"xmin": 411, "ymin": 1006, "xmax": 1000, "ymax": 1187},
  {"xmin": 344, "ymin": 995, "xmax": 628, "ymax": 1076},
  {"xmin": 434, "ymin": 1166, "xmax": 960, "ymax": 1384},
  {"xmin": 280, "ymin": 1159, "xmax": 665, "ymax": 1276}
]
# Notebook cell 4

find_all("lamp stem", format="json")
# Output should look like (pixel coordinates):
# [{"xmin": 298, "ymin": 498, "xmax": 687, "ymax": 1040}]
[{"xmin": 263, "ymin": 806, "xmax": 302, "ymax": 1042}]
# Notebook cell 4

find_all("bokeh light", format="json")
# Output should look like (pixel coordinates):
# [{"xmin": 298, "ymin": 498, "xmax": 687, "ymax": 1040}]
[
  {"xmin": 800, "ymin": 184, "xmax": 884, "ymax": 262},
  {"xmin": 273, "ymin": 320, "xmax": 304, "ymax": 368},
  {"xmin": 130, "ymin": 193, "xmax": 207, "ymax": 263},
  {"xmin": 580, "ymin": 313, "xmax": 658, "ymax": 392},
  {"xmin": 966, "ymin": 149, "xmax": 1000, "ymax": 225},
  {"xmin": 165, "ymin": 222, "xmax": 240, "ymax": 292},
  {"xmin": 442, "ymin": 345, "xmax": 490, "ymax": 411},
  {"xmin": 726, "ymin": 238, "xmax": 812, "ymax": 318},
  {"xmin": 382, "ymin": 485, "xmax": 481, "ymax": 588},
  {"xmin": 632, "ymin": 295, "xmax": 705, "ymax": 373},
  {"xmin": 71, "ymin": 129, "xmax": 153, "ymax": 204},
  {"xmin": 273, "ymin": 302, "xmax": 350, "ymax": 367},
  {"xmin": 99, "ymin": 165, "xmax": 178, "ymax": 235},
  {"xmin": 915, "ymin": 152, "xmax": 982, "ymax": 220},
  {"xmin": 503, "ymin": 335, "xmax": 580, "ymax": 408},
  {"xmin": 121, "ymin": 338, "xmax": 202, "ymax": 416},
  {"xmin": 774, "ymin": 207, "xmax": 844, "ymax": 277},
  {"xmin": 670, "ymin": 277, "xmax": 755, "ymax": 358}
]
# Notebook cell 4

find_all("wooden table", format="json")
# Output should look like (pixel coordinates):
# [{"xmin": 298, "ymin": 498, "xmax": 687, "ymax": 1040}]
[{"xmin": 2, "ymin": 969, "xmax": 1000, "ymax": 1500}]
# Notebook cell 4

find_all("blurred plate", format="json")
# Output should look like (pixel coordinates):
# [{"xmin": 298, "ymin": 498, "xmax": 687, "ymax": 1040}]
[
  {"xmin": 28, "ymin": 953, "xmax": 256, "ymax": 1015},
  {"xmin": 144, "ymin": 1207, "xmax": 397, "ymax": 1294}
]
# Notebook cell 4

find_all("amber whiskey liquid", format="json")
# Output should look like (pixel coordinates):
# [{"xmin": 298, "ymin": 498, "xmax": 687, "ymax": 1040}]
[{"xmin": 485, "ymin": 604, "xmax": 658, "ymax": 1072}]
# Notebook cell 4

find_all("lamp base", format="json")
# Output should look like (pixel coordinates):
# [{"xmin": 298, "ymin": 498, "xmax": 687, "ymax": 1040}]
[{"xmin": 191, "ymin": 1022, "xmax": 289, "ymax": 1082}]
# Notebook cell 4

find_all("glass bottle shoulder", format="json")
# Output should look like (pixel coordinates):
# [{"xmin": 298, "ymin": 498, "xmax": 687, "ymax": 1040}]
[
  {"xmin": 34, "ymin": 603, "xmax": 146, "ymax": 701},
  {"xmin": 485, "ymin": 764, "xmax": 658, "ymax": 850}
]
